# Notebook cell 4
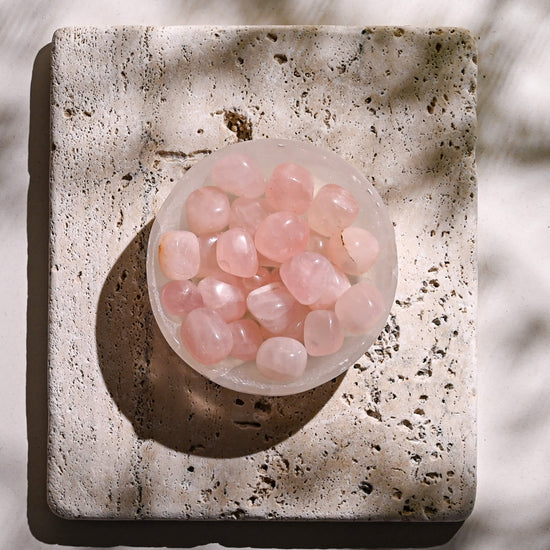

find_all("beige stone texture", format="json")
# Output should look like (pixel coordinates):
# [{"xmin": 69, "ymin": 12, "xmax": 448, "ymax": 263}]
[{"xmin": 48, "ymin": 25, "xmax": 477, "ymax": 520}]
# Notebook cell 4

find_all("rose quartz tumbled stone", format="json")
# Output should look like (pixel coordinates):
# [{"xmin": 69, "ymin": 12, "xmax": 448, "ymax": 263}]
[
  {"xmin": 265, "ymin": 163, "xmax": 314, "ymax": 214},
  {"xmin": 308, "ymin": 183, "xmax": 359, "ymax": 236},
  {"xmin": 212, "ymin": 154, "xmax": 266, "ymax": 199},
  {"xmin": 158, "ymin": 230, "xmax": 200, "ymax": 280},
  {"xmin": 241, "ymin": 267, "xmax": 275, "ymax": 293},
  {"xmin": 197, "ymin": 276, "xmax": 246, "ymax": 322},
  {"xmin": 262, "ymin": 302, "xmax": 309, "ymax": 342},
  {"xmin": 196, "ymin": 233, "xmax": 219, "ymax": 277},
  {"xmin": 181, "ymin": 308, "xmax": 233, "ymax": 365},
  {"xmin": 327, "ymin": 226, "xmax": 380, "ymax": 275},
  {"xmin": 335, "ymin": 282, "xmax": 385, "ymax": 335},
  {"xmin": 256, "ymin": 337, "xmax": 308, "ymax": 381},
  {"xmin": 160, "ymin": 279, "xmax": 203, "ymax": 317},
  {"xmin": 229, "ymin": 197, "xmax": 272, "ymax": 236},
  {"xmin": 216, "ymin": 227, "xmax": 258, "ymax": 278},
  {"xmin": 229, "ymin": 318, "xmax": 263, "ymax": 361},
  {"xmin": 307, "ymin": 231, "xmax": 329, "ymax": 255},
  {"xmin": 255, "ymin": 211, "xmax": 309, "ymax": 263},
  {"xmin": 309, "ymin": 265, "xmax": 351, "ymax": 310},
  {"xmin": 280, "ymin": 251, "xmax": 334, "ymax": 305},
  {"xmin": 247, "ymin": 282, "xmax": 297, "ymax": 334},
  {"xmin": 304, "ymin": 310, "xmax": 344, "ymax": 356},
  {"xmin": 186, "ymin": 186, "xmax": 230, "ymax": 235}
]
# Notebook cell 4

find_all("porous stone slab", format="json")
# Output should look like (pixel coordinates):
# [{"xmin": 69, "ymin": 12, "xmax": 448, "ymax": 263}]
[{"xmin": 48, "ymin": 25, "xmax": 477, "ymax": 520}]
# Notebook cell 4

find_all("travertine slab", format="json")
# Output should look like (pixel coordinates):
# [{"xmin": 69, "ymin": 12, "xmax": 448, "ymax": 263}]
[{"xmin": 48, "ymin": 25, "xmax": 477, "ymax": 520}]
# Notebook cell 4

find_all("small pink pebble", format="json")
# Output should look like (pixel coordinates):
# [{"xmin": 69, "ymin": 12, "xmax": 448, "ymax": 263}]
[
  {"xmin": 256, "ymin": 337, "xmax": 308, "ymax": 381},
  {"xmin": 158, "ymin": 230, "xmax": 200, "ymax": 280},
  {"xmin": 242, "ymin": 267, "xmax": 275, "ymax": 293},
  {"xmin": 197, "ymin": 233, "xmax": 219, "ymax": 277},
  {"xmin": 266, "ymin": 163, "xmax": 314, "ymax": 214},
  {"xmin": 280, "ymin": 251, "xmax": 334, "ymax": 305},
  {"xmin": 160, "ymin": 279, "xmax": 203, "ymax": 317},
  {"xmin": 186, "ymin": 186, "xmax": 230, "ymax": 235},
  {"xmin": 229, "ymin": 319, "xmax": 263, "ymax": 361},
  {"xmin": 255, "ymin": 211, "xmax": 309, "ymax": 263},
  {"xmin": 181, "ymin": 308, "xmax": 233, "ymax": 365},
  {"xmin": 334, "ymin": 282, "xmax": 385, "ymax": 335},
  {"xmin": 229, "ymin": 197, "xmax": 272, "ymax": 236},
  {"xmin": 197, "ymin": 277, "xmax": 246, "ymax": 322},
  {"xmin": 307, "ymin": 231, "xmax": 329, "ymax": 255},
  {"xmin": 307, "ymin": 183, "xmax": 359, "ymax": 236},
  {"xmin": 304, "ymin": 310, "xmax": 344, "ymax": 356},
  {"xmin": 247, "ymin": 282, "xmax": 297, "ymax": 334},
  {"xmin": 212, "ymin": 154, "xmax": 265, "ymax": 198},
  {"xmin": 327, "ymin": 226, "xmax": 380, "ymax": 275},
  {"xmin": 216, "ymin": 227, "xmax": 258, "ymax": 278},
  {"xmin": 310, "ymin": 266, "xmax": 351, "ymax": 310}
]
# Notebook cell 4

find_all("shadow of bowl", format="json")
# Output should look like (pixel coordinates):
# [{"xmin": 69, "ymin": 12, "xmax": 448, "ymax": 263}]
[{"xmin": 96, "ymin": 222, "xmax": 344, "ymax": 458}]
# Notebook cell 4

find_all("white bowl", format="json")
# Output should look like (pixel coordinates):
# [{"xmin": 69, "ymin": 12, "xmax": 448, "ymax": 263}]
[{"xmin": 147, "ymin": 139, "xmax": 397, "ymax": 396}]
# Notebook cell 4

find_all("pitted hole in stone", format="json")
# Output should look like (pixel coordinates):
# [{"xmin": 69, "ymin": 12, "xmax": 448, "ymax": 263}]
[
  {"xmin": 274, "ymin": 53, "xmax": 288, "ymax": 64},
  {"xmin": 359, "ymin": 481, "xmax": 373, "ymax": 495},
  {"xmin": 266, "ymin": 33, "xmax": 278, "ymax": 42}
]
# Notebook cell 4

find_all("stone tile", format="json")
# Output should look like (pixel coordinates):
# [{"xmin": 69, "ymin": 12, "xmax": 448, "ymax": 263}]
[{"xmin": 48, "ymin": 25, "xmax": 477, "ymax": 520}]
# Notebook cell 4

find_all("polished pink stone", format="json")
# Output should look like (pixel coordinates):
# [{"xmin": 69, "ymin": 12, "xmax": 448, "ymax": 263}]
[
  {"xmin": 212, "ymin": 154, "xmax": 266, "ymax": 198},
  {"xmin": 197, "ymin": 233, "xmax": 219, "ymax": 277},
  {"xmin": 246, "ymin": 282, "xmax": 297, "ymax": 334},
  {"xmin": 229, "ymin": 318, "xmax": 263, "ymax": 361},
  {"xmin": 262, "ymin": 302, "xmax": 309, "ymax": 342},
  {"xmin": 158, "ymin": 230, "xmax": 200, "ymax": 280},
  {"xmin": 197, "ymin": 276, "xmax": 246, "ymax": 322},
  {"xmin": 181, "ymin": 308, "xmax": 233, "ymax": 365},
  {"xmin": 255, "ymin": 337, "xmax": 308, "ymax": 381},
  {"xmin": 255, "ymin": 211, "xmax": 309, "ymax": 263},
  {"xmin": 216, "ymin": 227, "xmax": 258, "ymax": 278},
  {"xmin": 310, "ymin": 265, "xmax": 351, "ymax": 310},
  {"xmin": 241, "ymin": 267, "xmax": 275, "ymax": 293},
  {"xmin": 304, "ymin": 310, "xmax": 344, "ymax": 356},
  {"xmin": 160, "ymin": 279, "xmax": 203, "ymax": 318},
  {"xmin": 186, "ymin": 186, "xmax": 230, "ymax": 235},
  {"xmin": 307, "ymin": 231, "xmax": 329, "ymax": 255},
  {"xmin": 327, "ymin": 227, "xmax": 380, "ymax": 275},
  {"xmin": 229, "ymin": 197, "xmax": 272, "ymax": 236},
  {"xmin": 334, "ymin": 282, "xmax": 385, "ymax": 335},
  {"xmin": 308, "ymin": 183, "xmax": 359, "ymax": 236},
  {"xmin": 265, "ymin": 163, "xmax": 314, "ymax": 214},
  {"xmin": 280, "ymin": 251, "xmax": 334, "ymax": 305}
]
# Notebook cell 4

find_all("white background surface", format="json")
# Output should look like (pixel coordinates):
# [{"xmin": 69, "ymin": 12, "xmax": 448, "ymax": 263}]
[{"xmin": 2, "ymin": 1, "xmax": 549, "ymax": 549}]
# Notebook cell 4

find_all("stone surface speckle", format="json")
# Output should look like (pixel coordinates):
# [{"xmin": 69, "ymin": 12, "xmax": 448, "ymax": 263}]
[{"xmin": 48, "ymin": 25, "xmax": 477, "ymax": 520}]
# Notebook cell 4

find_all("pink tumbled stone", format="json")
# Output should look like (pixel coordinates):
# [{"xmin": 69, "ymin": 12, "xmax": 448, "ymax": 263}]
[
  {"xmin": 327, "ymin": 227, "xmax": 380, "ymax": 275},
  {"xmin": 242, "ymin": 267, "xmax": 275, "ymax": 293},
  {"xmin": 181, "ymin": 308, "xmax": 233, "ymax": 365},
  {"xmin": 304, "ymin": 310, "xmax": 344, "ymax": 356},
  {"xmin": 310, "ymin": 266, "xmax": 351, "ymax": 310},
  {"xmin": 262, "ymin": 302, "xmax": 309, "ymax": 342},
  {"xmin": 307, "ymin": 231, "xmax": 329, "ymax": 255},
  {"xmin": 197, "ymin": 233, "xmax": 219, "ymax": 277},
  {"xmin": 216, "ymin": 227, "xmax": 259, "ymax": 278},
  {"xmin": 280, "ymin": 251, "xmax": 334, "ymax": 305},
  {"xmin": 308, "ymin": 183, "xmax": 359, "ymax": 236},
  {"xmin": 186, "ymin": 186, "xmax": 230, "ymax": 235},
  {"xmin": 256, "ymin": 337, "xmax": 308, "ymax": 381},
  {"xmin": 229, "ymin": 319, "xmax": 263, "ymax": 361},
  {"xmin": 197, "ymin": 277, "xmax": 246, "ymax": 322},
  {"xmin": 255, "ymin": 211, "xmax": 309, "ymax": 263},
  {"xmin": 212, "ymin": 154, "xmax": 266, "ymax": 198},
  {"xmin": 266, "ymin": 163, "xmax": 314, "ymax": 214},
  {"xmin": 247, "ymin": 282, "xmax": 297, "ymax": 334},
  {"xmin": 160, "ymin": 279, "xmax": 203, "ymax": 317},
  {"xmin": 335, "ymin": 282, "xmax": 385, "ymax": 335},
  {"xmin": 158, "ymin": 230, "xmax": 200, "ymax": 280},
  {"xmin": 229, "ymin": 197, "xmax": 272, "ymax": 236}
]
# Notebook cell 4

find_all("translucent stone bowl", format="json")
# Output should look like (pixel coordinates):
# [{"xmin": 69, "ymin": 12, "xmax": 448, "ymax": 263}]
[{"xmin": 147, "ymin": 139, "xmax": 398, "ymax": 396}]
